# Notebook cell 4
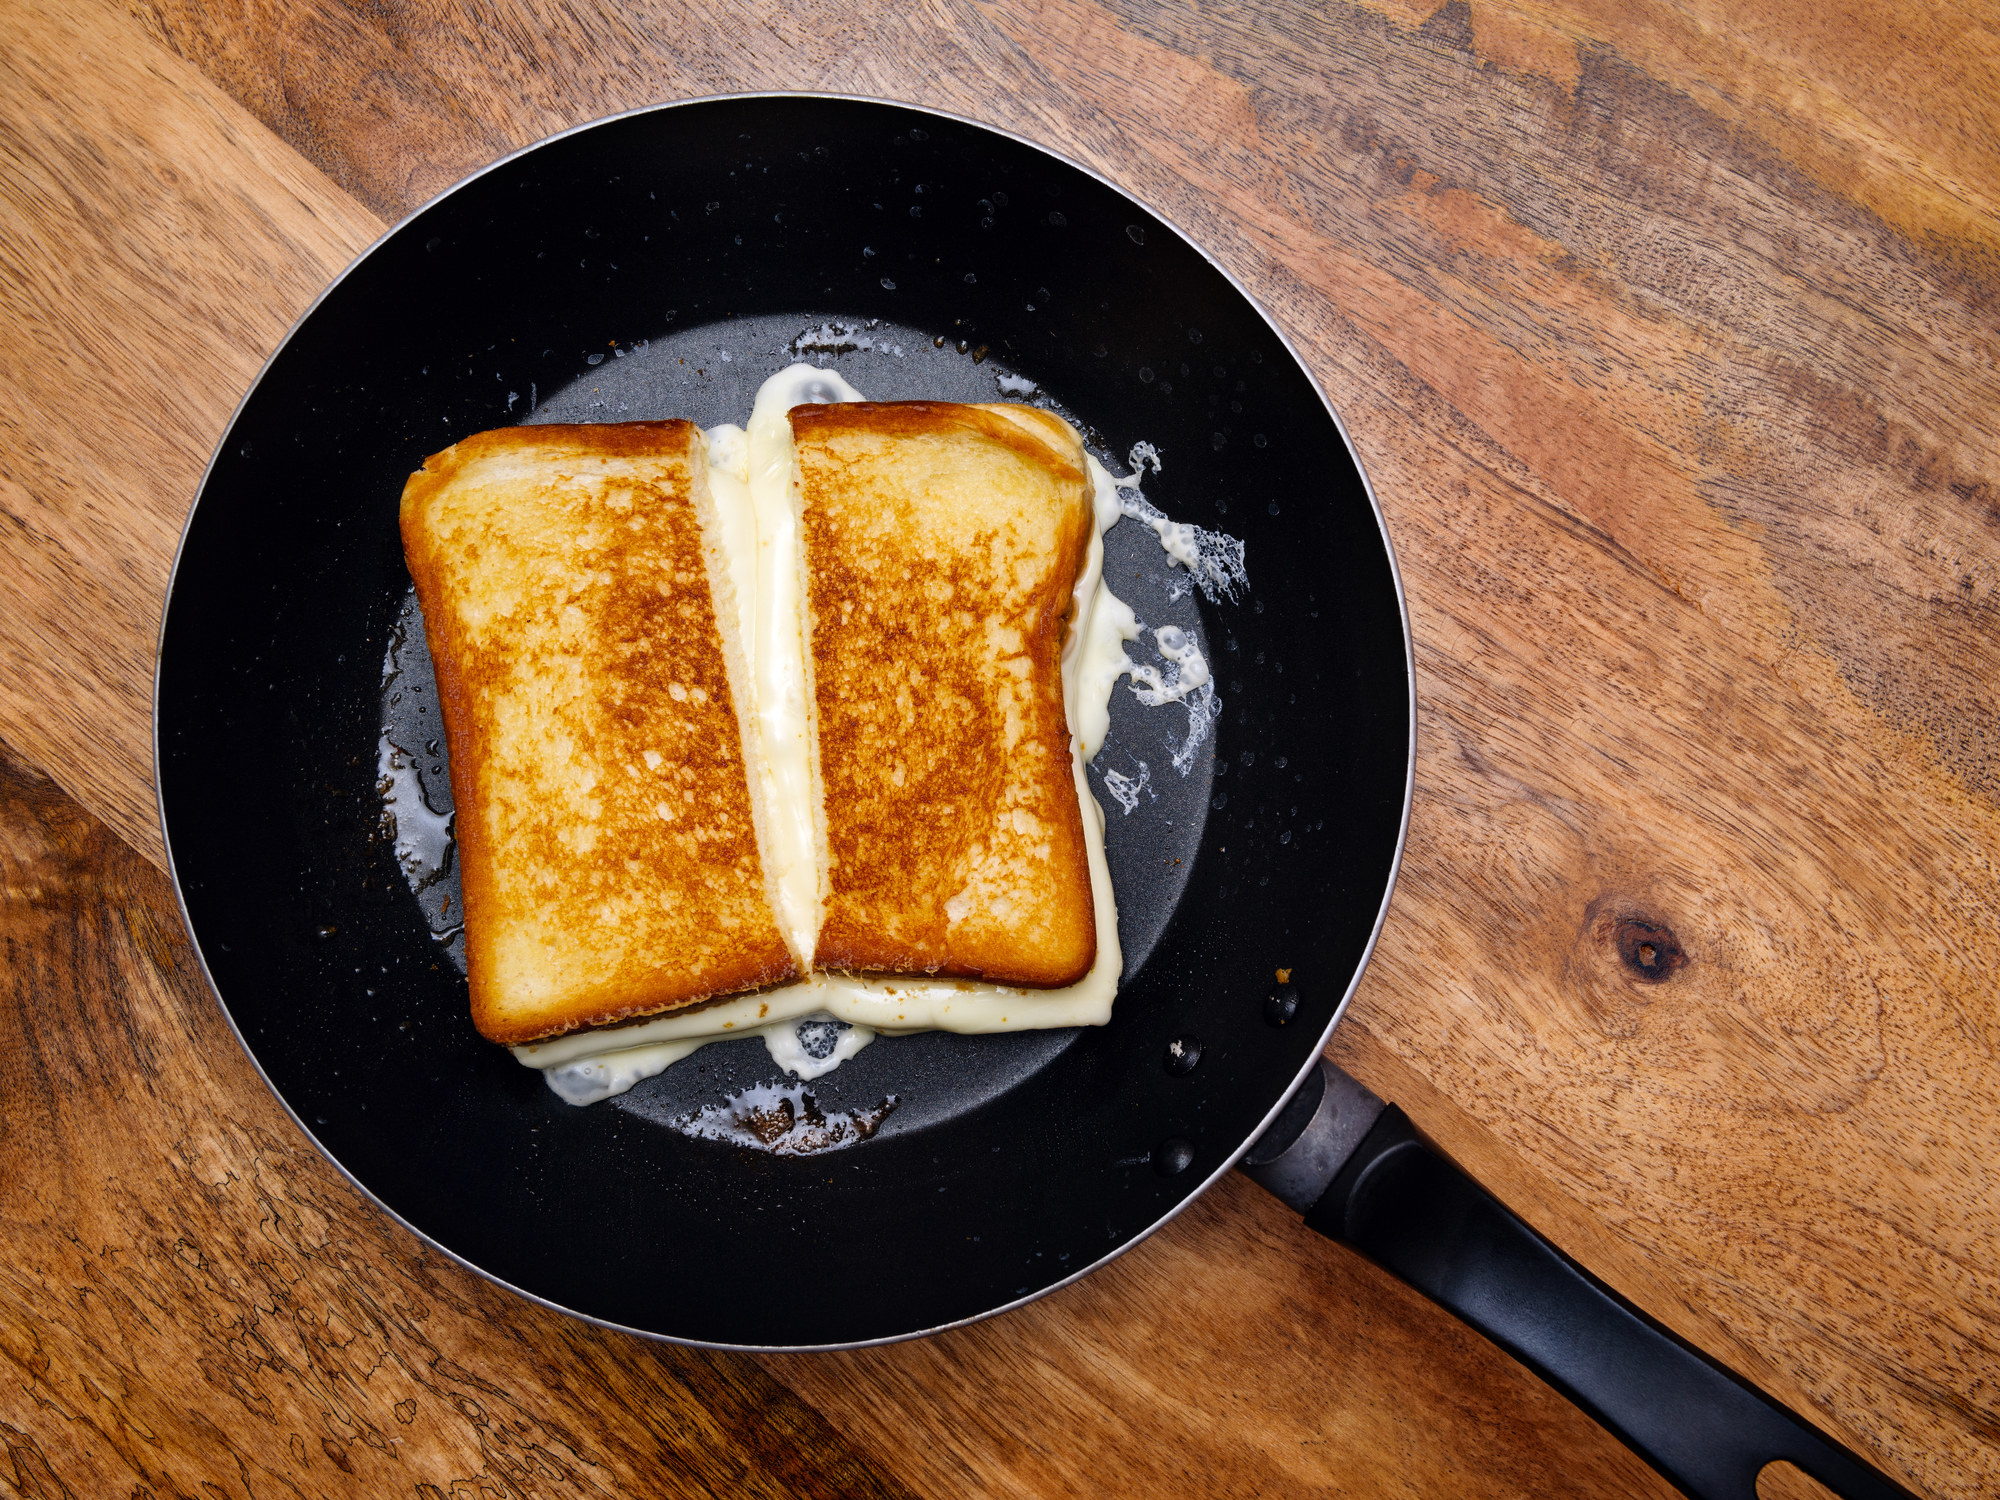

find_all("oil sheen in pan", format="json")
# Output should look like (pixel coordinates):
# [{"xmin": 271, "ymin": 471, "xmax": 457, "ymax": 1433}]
[{"xmin": 375, "ymin": 312, "xmax": 1228, "ymax": 1140}]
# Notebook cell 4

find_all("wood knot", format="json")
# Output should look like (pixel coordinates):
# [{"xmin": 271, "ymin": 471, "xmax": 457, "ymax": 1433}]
[{"xmin": 1613, "ymin": 918, "xmax": 1685, "ymax": 983}]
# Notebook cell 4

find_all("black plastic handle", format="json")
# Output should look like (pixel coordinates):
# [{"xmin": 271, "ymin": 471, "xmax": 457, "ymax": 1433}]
[{"xmin": 1303, "ymin": 1108, "xmax": 1917, "ymax": 1500}]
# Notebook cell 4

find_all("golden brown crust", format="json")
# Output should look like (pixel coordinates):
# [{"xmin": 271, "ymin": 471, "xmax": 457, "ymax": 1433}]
[
  {"xmin": 400, "ymin": 421, "xmax": 796, "ymax": 1046},
  {"xmin": 792, "ymin": 401, "xmax": 1097, "ymax": 987}
]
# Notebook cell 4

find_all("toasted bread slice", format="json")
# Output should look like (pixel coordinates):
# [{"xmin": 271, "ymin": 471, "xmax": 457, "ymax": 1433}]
[
  {"xmin": 791, "ymin": 401, "xmax": 1098, "ymax": 986},
  {"xmin": 400, "ymin": 421, "xmax": 797, "ymax": 1046}
]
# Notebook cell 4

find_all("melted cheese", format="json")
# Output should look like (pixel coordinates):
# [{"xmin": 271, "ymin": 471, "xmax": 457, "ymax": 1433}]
[{"xmin": 741, "ymin": 366, "xmax": 865, "ymax": 957}]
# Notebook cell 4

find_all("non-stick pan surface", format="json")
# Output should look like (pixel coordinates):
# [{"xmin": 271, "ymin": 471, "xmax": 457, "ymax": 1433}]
[{"xmin": 156, "ymin": 95, "xmax": 1413, "ymax": 1347}]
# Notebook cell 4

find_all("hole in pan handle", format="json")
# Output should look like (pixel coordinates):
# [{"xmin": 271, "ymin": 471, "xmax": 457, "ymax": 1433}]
[{"xmin": 1239, "ymin": 1058, "xmax": 1917, "ymax": 1500}]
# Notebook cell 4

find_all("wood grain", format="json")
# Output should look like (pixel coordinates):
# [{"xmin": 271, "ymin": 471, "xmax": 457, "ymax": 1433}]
[
  {"xmin": 0, "ymin": 743, "xmax": 1676, "ymax": 1497},
  {"xmin": 1, "ymin": 0, "xmax": 1995, "ymax": 1493},
  {"xmin": 0, "ymin": 0, "xmax": 380, "ymax": 865},
  {"xmin": 1763, "ymin": 1459, "xmax": 1849, "ymax": 1500}
]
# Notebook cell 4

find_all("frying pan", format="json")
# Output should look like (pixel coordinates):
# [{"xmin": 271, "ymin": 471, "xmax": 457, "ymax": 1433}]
[{"xmin": 155, "ymin": 94, "xmax": 1912, "ymax": 1500}]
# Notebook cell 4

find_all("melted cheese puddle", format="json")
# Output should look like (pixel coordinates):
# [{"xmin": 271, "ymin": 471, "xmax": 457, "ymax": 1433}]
[{"xmin": 518, "ymin": 368, "xmax": 1140, "ymax": 1105}]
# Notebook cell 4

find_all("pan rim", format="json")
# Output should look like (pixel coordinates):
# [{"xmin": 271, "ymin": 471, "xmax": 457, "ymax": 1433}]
[{"xmin": 151, "ymin": 88, "xmax": 1417, "ymax": 1354}]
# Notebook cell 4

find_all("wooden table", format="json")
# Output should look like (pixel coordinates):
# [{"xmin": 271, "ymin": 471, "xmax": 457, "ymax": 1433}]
[{"xmin": 3, "ymin": 1, "xmax": 1995, "ymax": 1495}]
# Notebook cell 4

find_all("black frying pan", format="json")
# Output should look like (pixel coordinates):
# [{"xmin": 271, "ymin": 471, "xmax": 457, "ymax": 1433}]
[{"xmin": 156, "ymin": 95, "xmax": 1912, "ymax": 1500}]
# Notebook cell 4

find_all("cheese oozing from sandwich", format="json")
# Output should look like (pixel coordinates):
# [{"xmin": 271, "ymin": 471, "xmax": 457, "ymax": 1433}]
[{"xmin": 513, "ymin": 366, "xmax": 1141, "ymax": 1103}]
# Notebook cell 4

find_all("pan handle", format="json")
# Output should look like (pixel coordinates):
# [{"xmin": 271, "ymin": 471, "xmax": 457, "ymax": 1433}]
[{"xmin": 1253, "ymin": 1061, "xmax": 1917, "ymax": 1500}]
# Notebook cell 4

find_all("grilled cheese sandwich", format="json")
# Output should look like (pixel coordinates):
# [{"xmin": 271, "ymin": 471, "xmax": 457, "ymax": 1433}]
[{"xmin": 402, "ymin": 371, "xmax": 1124, "ymax": 1067}]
